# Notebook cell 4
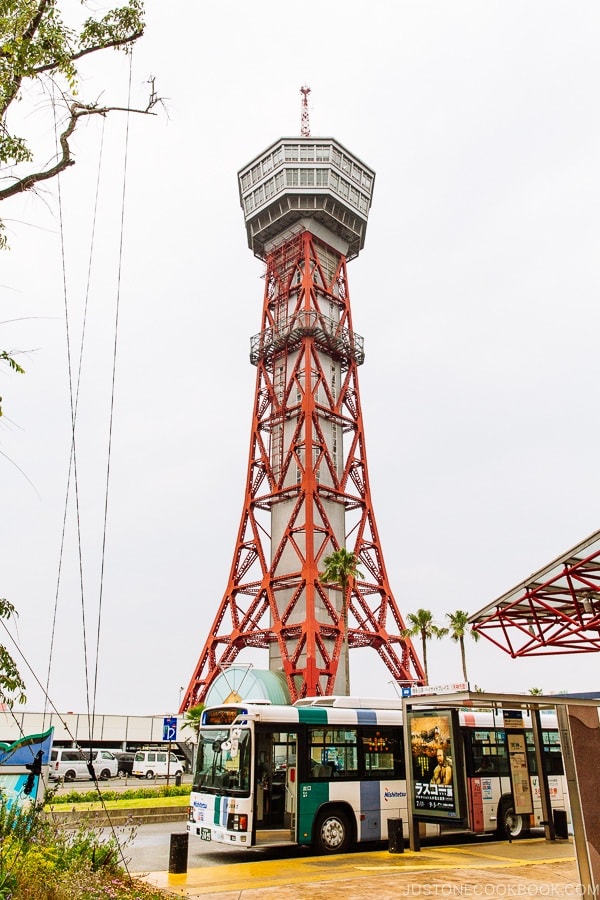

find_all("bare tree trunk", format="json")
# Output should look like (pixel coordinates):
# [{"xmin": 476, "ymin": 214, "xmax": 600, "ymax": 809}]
[{"xmin": 343, "ymin": 591, "xmax": 350, "ymax": 695}]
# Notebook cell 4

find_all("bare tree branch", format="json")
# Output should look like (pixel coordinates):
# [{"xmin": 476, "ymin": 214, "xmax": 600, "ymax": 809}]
[{"xmin": 0, "ymin": 100, "xmax": 155, "ymax": 203}]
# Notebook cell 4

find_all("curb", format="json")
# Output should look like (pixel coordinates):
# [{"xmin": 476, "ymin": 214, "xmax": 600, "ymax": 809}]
[{"xmin": 46, "ymin": 806, "xmax": 188, "ymax": 827}]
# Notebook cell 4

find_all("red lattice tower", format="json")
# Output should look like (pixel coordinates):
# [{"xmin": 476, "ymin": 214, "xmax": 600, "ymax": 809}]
[{"xmin": 181, "ymin": 130, "xmax": 425, "ymax": 709}]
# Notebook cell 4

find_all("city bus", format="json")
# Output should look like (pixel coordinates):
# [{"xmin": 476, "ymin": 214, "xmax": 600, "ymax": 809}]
[{"xmin": 187, "ymin": 696, "xmax": 568, "ymax": 854}]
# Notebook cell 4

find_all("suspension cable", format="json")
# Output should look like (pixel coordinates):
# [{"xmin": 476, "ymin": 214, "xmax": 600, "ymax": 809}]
[
  {"xmin": 50, "ymin": 84, "xmax": 93, "ymax": 730},
  {"xmin": 91, "ymin": 51, "xmax": 134, "ymax": 720},
  {"xmin": 43, "ymin": 98, "xmax": 107, "ymax": 734}
]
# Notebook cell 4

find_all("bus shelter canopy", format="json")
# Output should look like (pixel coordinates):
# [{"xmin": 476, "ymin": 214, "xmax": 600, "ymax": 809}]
[{"xmin": 468, "ymin": 528, "xmax": 600, "ymax": 657}]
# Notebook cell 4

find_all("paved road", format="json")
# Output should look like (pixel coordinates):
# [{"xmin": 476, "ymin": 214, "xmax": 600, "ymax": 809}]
[
  {"xmin": 101, "ymin": 819, "xmax": 305, "ymax": 875},
  {"xmin": 109, "ymin": 820, "xmax": 560, "ymax": 884},
  {"xmin": 115, "ymin": 821, "xmax": 192, "ymax": 874},
  {"xmin": 110, "ymin": 821, "xmax": 236, "ymax": 874}
]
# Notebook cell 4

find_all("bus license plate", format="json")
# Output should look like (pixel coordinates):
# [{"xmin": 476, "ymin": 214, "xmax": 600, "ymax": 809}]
[{"xmin": 200, "ymin": 828, "xmax": 211, "ymax": 842}]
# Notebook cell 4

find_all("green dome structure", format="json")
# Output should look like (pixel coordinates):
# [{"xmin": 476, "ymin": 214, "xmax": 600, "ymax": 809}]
[{"xmin": 204, "ymin": 667, "xmax": 291, "ymax": 706}]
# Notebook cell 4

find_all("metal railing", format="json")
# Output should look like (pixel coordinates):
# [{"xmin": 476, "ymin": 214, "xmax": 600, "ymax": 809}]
[{"xmin": 250, "ymin": 311, "xmax": 364, "ymax": 367}]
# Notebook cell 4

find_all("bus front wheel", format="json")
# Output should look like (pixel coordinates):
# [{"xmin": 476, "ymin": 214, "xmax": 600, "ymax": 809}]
[
  {"xmin": 314, "ymin": 808, "xmax": 352, "ymax": 854},
  {"xmin": 498, "ymin": 798, "xmax": 529, "ymax": 839}
]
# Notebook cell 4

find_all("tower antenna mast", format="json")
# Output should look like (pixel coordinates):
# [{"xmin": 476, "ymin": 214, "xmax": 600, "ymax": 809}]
[{"xmin": 300, "ymin": 84, "xmax": 311, "ymax": 137}]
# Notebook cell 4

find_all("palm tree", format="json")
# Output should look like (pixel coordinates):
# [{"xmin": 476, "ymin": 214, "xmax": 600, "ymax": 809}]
[
  {"xmin": 446, "ymin": 609, "xmax": 480, "ymax": 684},
  {"xmin": 529, "ymin": 687, "xmax": 544, "ymax": 695},
  {"xmin": 181, "ymin": 704, "xmax": 205, "ymax": 739},
  {"xmin": 319, "ymin": 548, "xmax": 364, "ymax": 695},
  {"xmin": 400, "ymin": 609, "xmax": 448, "ymax": 685}
]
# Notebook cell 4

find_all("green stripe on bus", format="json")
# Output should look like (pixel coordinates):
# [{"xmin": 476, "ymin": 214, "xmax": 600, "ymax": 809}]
[
  {"xmin": 297, "ymin": 708, "xmax": 328, "ymax": 724},
  {"xmin": 298, "ymin": 781, "xmax": 329, "ymax": 844}
]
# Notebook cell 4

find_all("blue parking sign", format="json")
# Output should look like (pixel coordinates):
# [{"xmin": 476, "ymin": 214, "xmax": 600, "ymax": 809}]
[{"xmin": 163, "ymin": 716, "xmax": 177, "ymax": 741}]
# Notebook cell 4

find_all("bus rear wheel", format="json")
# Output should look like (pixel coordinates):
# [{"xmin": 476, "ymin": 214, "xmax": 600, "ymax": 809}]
[
  {"xmin": 314, "ymin": 808, "xmax": 352, "ymax": 854},
  {"xmin": 498, "ymin": 798, "xmax": 529, "ymax": 839}
]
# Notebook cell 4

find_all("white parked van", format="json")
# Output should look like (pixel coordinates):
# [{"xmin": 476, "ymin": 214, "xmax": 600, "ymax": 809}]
[
  {"xmin": 49, "ymin": 748, "xmax": 118, "ymax": 781},
  {"xmin": 132, "ymin": 749, "xmax": 183, "ymax": 779},
  {"xmin": 89, "ymin": 749, "xmax": 119, "ymax": 780},
  {"xmin": 49, "ymin": 749, "xmax": 90, "ymax": 782}
]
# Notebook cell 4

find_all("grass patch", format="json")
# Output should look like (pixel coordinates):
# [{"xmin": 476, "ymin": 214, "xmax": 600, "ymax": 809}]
[{"xmin": 46, "ymin": 795, "xmax": 188, "ymax": 812}]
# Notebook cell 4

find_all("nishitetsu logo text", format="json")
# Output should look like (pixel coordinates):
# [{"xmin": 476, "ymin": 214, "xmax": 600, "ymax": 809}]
[{"xmin": 384, "ymin": 789, "xmax": 406, "ymax": 801}]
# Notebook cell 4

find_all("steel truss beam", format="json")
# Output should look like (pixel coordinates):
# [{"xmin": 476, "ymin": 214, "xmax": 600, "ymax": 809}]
[{"xmin": 471, "ymin": 529, "xmax": 600, "ymax": 657}]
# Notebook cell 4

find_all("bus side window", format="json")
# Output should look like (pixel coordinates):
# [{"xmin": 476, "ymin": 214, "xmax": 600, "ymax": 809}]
[
  {"xmin": 361, "ymin": 726, "xmax": 403, "ymax": 778},
  {"xmin": 475, "ymin": 757, "xmax": 494, "ymax": 774},
  {"xmin": 465, "ymin": 730, "xmax": 509, "ymax": 776},
  {"xmin": 543, "ymin": 730, "xmax": 564, "ymax": 775},
  {"xmin": 308, "ymin": 727, "xmax": 358, "ymax": 777}
]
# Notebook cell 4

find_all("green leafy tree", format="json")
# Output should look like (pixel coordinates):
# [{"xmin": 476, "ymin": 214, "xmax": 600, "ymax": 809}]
[
  {"xmin": 446, "ymin": 609, "xmax": 480, "ymax": 684},
  {"xmin": 529, "ymin": 687, "xmax": 543, "ymax": 695},
  {"xmin": 319, "ymin": 548, "xmax": 363, "ymax": 695},
  {"xmin": 0, "ymin": 598, "xmax": 26, "ymax": 707},
  {"xmin": 400, "ymin": 608, "xmax": 448, "ymax": 685},
  {"xmin": 0, "ymin": 0, "xmax": 153, "ymax": 250}
]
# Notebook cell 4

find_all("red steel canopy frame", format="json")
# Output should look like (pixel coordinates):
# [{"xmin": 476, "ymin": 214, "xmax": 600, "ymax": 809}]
[{"xmin": 470, "ymin": 529, "xmax": 600, "ymax": 656}]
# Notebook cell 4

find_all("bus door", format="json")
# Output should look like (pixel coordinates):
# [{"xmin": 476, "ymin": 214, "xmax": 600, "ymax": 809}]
[
  {"xmin": 463, "ymin": 728, "xmax": 507, "ymax": 835},
  {"xmin": 254, "ymin": 729, "xmax": 297, "ymax": 837}
]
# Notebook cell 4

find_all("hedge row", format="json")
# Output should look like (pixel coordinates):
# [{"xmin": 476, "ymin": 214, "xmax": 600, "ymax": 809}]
[{"xmin": 48, "ymin": 784, "xmax": 190, "ymax": 804}]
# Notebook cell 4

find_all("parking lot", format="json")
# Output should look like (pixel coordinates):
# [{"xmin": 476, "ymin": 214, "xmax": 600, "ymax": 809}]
[{"xmin": 49, "ymin": 772, "xmax": 193, "ymax": 793}]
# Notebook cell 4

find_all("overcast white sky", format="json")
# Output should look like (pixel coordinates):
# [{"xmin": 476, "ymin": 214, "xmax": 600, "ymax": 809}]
[{"xmin": 1, "ymin": 1, "xmax": 599, "ymax": 718}]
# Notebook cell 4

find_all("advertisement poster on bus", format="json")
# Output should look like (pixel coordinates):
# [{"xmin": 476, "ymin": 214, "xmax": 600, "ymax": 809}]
[
  {"xmin": 507, "ymin": 732, "xmax": 533, "ymax": 815},
  {"xmin": 407, "ymin": 710, "xmax": 464, "ymax": 822}
]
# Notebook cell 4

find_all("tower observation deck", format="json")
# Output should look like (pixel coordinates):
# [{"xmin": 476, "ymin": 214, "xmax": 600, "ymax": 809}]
[
  {"xmin": 181, "ymin": 128, "xmax": 424, "ymax": 709},
  {"xmin": 238, "ymin": 137, "xmax": 374, "ymax": 261}
]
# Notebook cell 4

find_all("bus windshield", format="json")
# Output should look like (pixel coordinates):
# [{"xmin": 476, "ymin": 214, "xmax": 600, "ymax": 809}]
[{"xmin": 195, "ymin": 726, "xmax": 251, "ymax": 794}]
